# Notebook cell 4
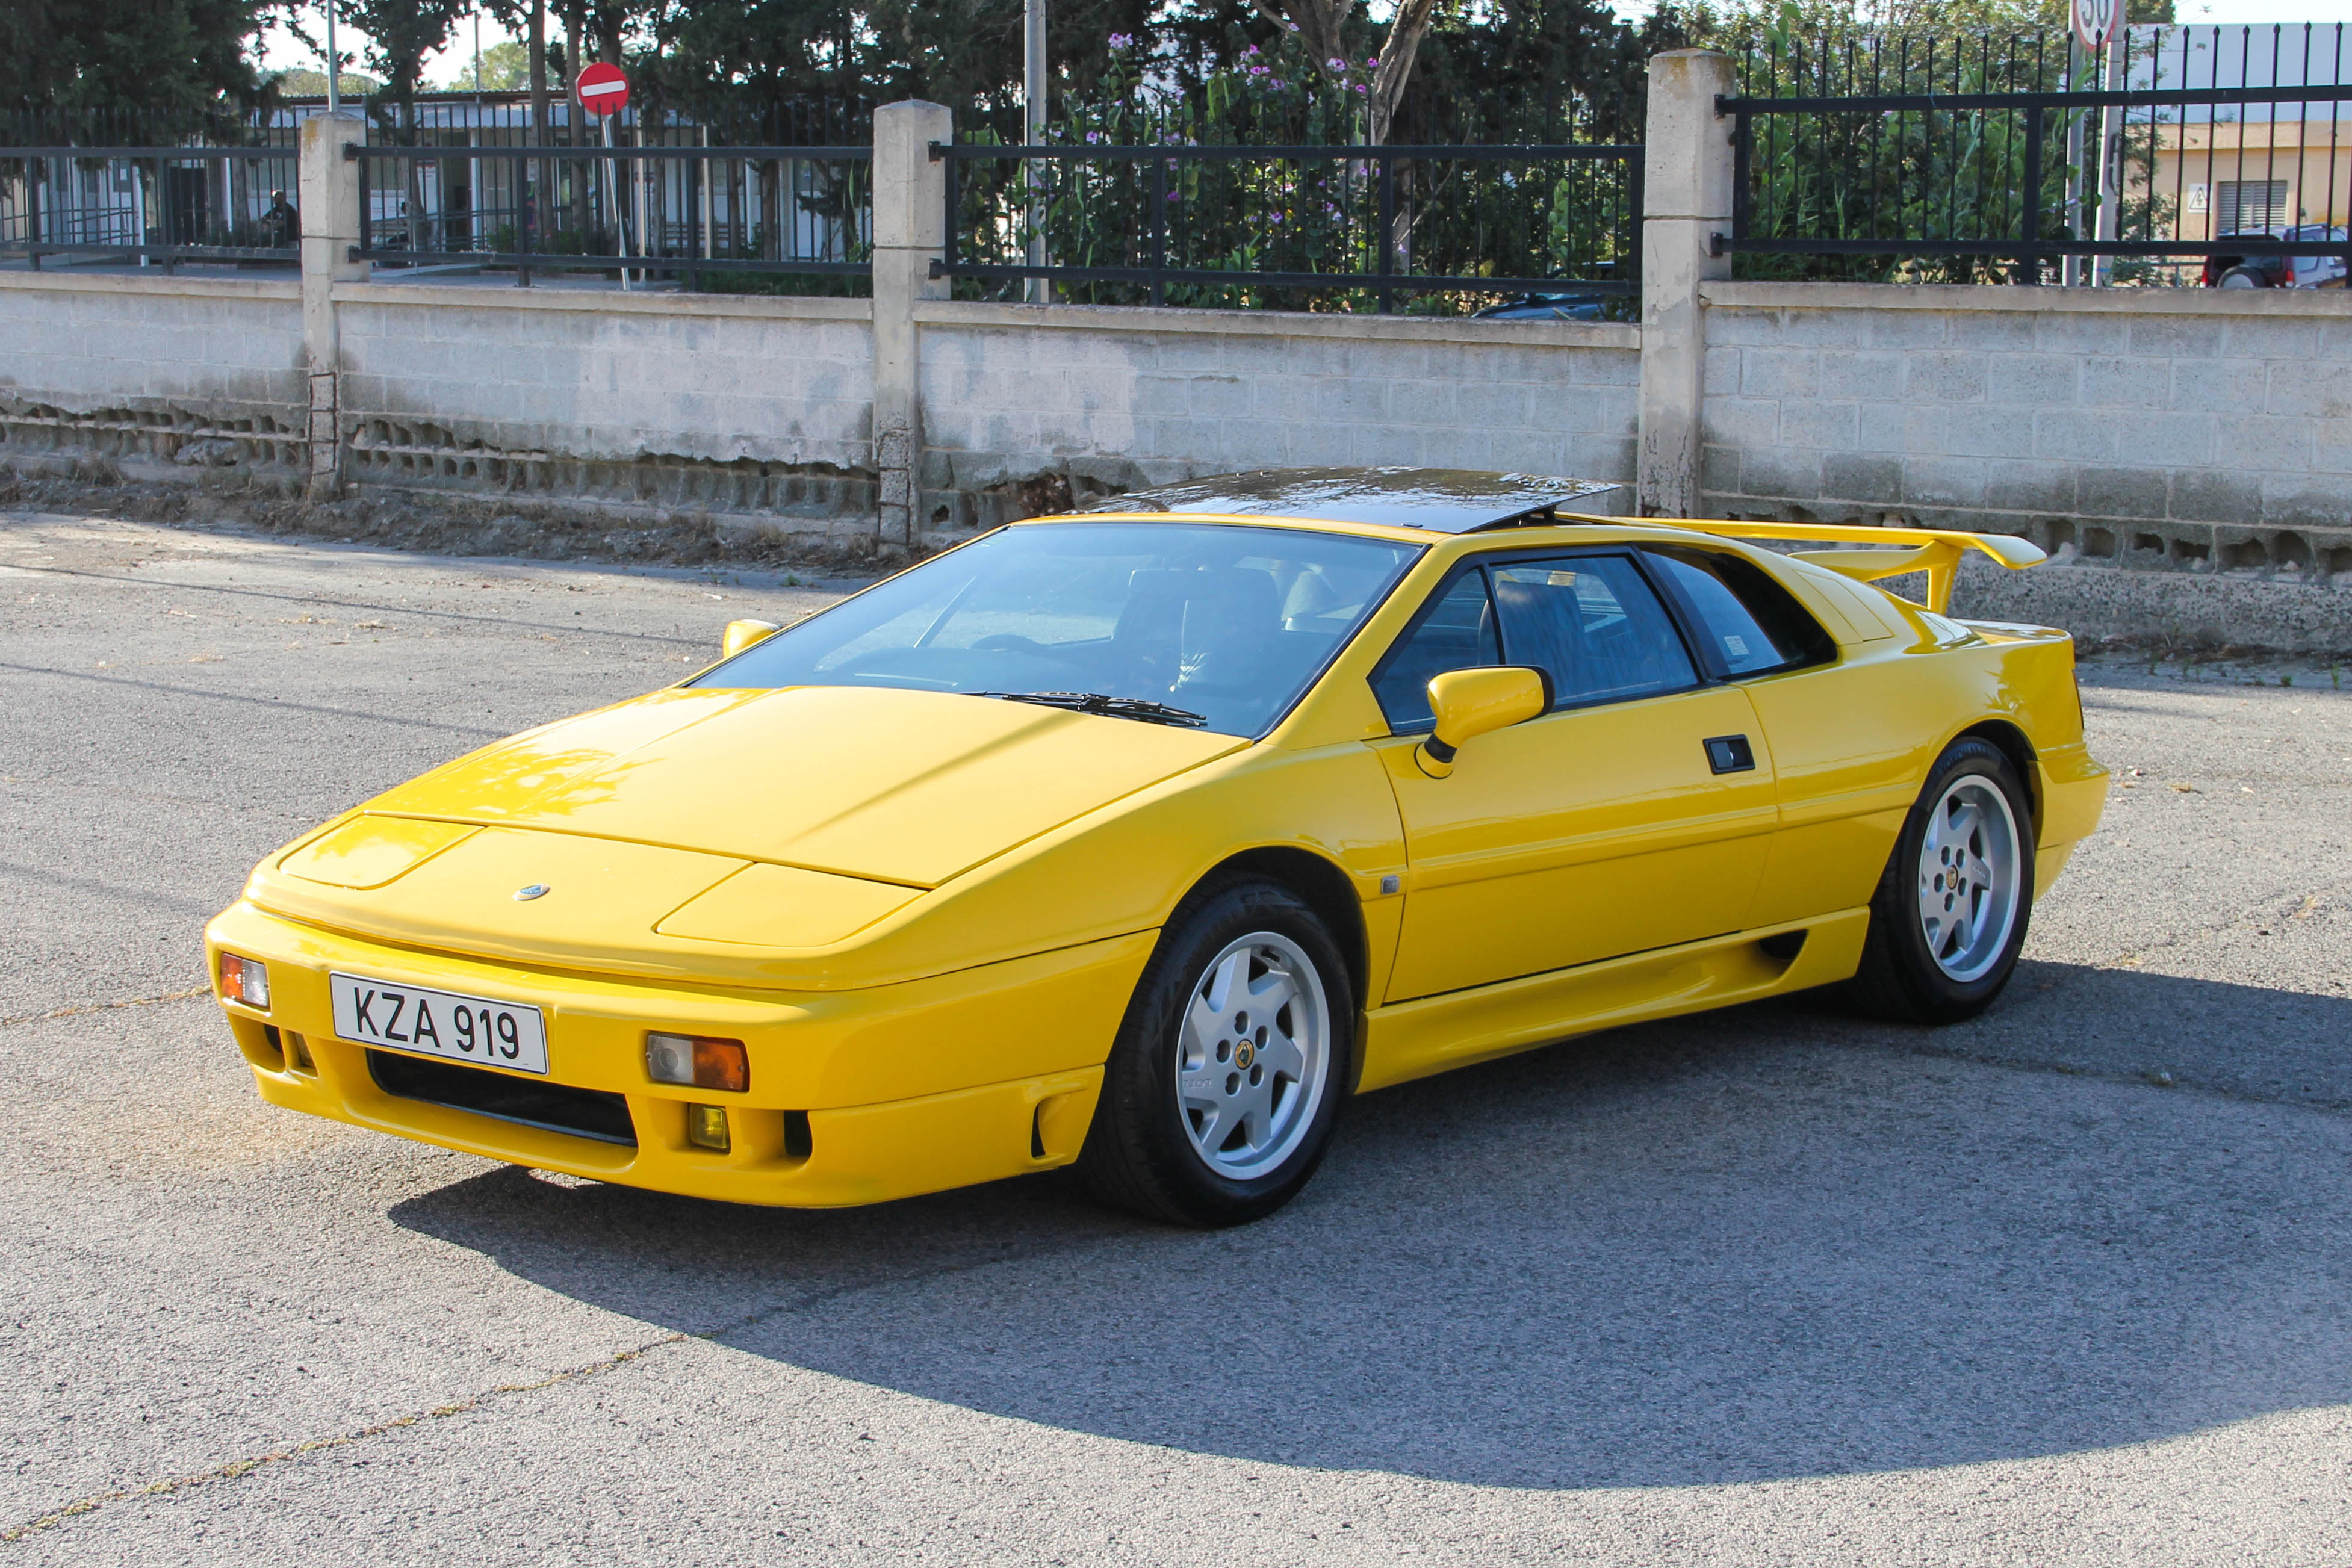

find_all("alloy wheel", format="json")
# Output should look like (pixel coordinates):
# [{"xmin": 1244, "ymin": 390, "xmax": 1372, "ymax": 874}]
[
  {"xmin": 1174, "ymin": 932, "xmax": 1331, "ymax": 1182},
  {"xmin": 1914, "ymin": 773, "xmax": 2023, "ymax": 984}
]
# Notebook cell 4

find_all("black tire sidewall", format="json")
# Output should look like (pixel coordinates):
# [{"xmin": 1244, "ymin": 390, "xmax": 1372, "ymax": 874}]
[
  {"xmin": 1083, "ymin": 878, "xmax": 1356, "ymax": 1226},
  {"xmin": 1875, "ymin": 739, "xmax": 2036, "ymax": 1021}
]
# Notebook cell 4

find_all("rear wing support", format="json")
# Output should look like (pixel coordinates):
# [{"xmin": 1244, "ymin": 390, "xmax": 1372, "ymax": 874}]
[{"xmin": 1557, "ymin": 517, "xmax": 2046, "ymax": 615}]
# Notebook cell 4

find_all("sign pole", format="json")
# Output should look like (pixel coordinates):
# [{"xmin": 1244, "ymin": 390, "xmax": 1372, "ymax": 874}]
[
  {"xmin": 2064, "ymin": 34, "xmax": 2086, "ymax": 286},
  {"xmin": 324, "ymin": 1, "xmax": 340, "ymax": 113},
  {"xmin": 1024, "ymin": 0, "xmax": 1047, "ymax": 303},
  {"xmin": 576, "ymin": 64, "xmax": 633, "ymax": 288},
  {"xmin": 2072, "ymin": 0, "xmax": 2121, "ymax": 287}
]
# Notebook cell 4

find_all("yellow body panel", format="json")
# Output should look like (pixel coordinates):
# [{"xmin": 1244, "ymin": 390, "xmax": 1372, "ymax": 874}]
[
  {"xmin": 208, "ymin": 507, "xmax": 2105, "ymax": 1209},
  {"xmin": 1374, "ymin": 684, "xmax": 1777, "ymax": 999}
]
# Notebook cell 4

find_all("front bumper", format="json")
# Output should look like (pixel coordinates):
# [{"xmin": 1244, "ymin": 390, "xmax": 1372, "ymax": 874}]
[{"xmin": 204, "ymin": 900, "xmax": 1149, "ymax": 1207}]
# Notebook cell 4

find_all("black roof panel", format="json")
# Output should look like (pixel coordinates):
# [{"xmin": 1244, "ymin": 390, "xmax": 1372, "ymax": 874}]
[{"xmin": 1088, "ymin": 466, "xmax": 1629, "ymax": 533}]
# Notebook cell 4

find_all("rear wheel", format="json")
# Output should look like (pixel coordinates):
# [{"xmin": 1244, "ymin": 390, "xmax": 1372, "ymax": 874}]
[
  {"xmin": 1075, "ymin": 878, "xmax": 1353, "ymax": 1226},
  {"xmin": 2216, "ymin": 265, "xmax": 2270, "ymax": 288},
  {"xmin": 1845, "ymin": 737, "xmax": 2034, "ymax": 1024}
]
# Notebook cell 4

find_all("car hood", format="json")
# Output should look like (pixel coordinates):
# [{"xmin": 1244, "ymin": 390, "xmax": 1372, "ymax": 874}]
[
  {"xmin": 358, "ymin": 684, "xmax": 1246, "ymax": 887},
  {"xmin": 244, "ymin": 686, "xmax": 1244, "ymax": 983}
]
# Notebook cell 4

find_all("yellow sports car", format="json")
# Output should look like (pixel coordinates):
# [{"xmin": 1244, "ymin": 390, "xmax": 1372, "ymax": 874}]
[{"xmin": 207, "ymin": 468, "xmax": 2105, "ymax": 1225}]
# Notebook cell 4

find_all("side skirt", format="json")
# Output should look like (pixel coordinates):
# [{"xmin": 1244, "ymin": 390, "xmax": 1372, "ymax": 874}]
[{"xmin": 1354, "ymin": 909, "xmax": 1870, "ymax": 1093}]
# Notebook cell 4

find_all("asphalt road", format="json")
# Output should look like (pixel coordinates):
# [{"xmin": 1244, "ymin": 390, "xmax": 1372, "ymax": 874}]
[{"xmin": 4, "ymin": 510, "xmax": 2350, "ymax": 1565}]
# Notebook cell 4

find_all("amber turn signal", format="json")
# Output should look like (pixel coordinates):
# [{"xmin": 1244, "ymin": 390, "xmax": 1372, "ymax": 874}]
[
  {"xmin": 645, "ymin": 1032, "xmax": 749, "ymax": 1093},
  {"xmin": 219, "ymin": 953, "xmax": 270, "ymax": 1010},
  {"xmin": 684, "ymin": 1104, "xmax": 731, "ymax": 1152}
]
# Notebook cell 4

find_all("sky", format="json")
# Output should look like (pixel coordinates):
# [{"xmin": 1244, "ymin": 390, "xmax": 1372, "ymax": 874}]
[{"xmin": 258, "ymin": 2, "xmax": 2352, "ymax": 88}]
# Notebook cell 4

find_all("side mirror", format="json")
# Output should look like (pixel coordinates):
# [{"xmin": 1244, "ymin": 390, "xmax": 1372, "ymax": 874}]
[
  {"xmin": 1416, "ymin": 666, "xmax": 1550, "ymax": 779},
  {"xmin": 722, "ymin": 618, "xmax": 783, "ymax": 659}
]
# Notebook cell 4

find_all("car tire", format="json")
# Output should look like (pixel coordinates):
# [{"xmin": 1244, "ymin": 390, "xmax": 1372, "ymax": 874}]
[
  {"xmin": 1843, "ymin": 737, "xmax": 2036, "ymax": 1026},
  {"xmin": 1075, "ymin": 877, "xmax": 1354, "ymax": 1226},
  {"xmin": 2216, "ymin": 265, "xmax": 2270, "ymax": 288}
]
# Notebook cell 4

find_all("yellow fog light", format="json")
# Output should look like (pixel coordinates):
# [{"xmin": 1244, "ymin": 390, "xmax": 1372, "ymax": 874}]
[
  {"xmin": 219, "ymin": 953, "xmax": 270, "ymax": 1010},
  {"xmin": 685, "ymin": 1104, "xmax": 730, "ymax": 1152}
]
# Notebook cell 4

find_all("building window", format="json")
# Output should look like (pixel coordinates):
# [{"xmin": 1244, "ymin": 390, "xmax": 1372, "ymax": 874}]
[{"xmin": 2216, "ymin": 180, "xmax": 2291, "ymax": 233}]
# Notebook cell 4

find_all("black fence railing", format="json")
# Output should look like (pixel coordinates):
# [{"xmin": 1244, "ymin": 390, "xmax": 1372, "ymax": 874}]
[
  {"xmin": 0, "ymin": 144, "xmax": 300, "ymax": 269},
  {"xmin": 1721, "ymin": 23, "xmax": 2352, "ymax": 286},
  {"xmin": 0, "ymin": 96, "xmax": 873, "ymax": 289},
  {"xmin": 349, "ymin": 141, "xmax": 870, "ymax": 291},
  {"xmin": 932, "ymin": 141, "xmax": 1641, "ymax": 314}
]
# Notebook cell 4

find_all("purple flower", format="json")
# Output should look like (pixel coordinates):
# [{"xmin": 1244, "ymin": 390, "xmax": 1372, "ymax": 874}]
[
  {"xmin": 1327, "ymin": 57, "xmax": 1345, "ymax": 70},
  {"xmin": 1354, "ymin": 82, "xmax": 1368, "ymax": 93},
  {"xmin": 1268, "ymin": 78, "xmax": 1285, "ymax": 88},
  {"xmin": 1249, "ymin": 64, "xmax": 1269, "ymax": 75},
  {"xmin": 1366, "ymin": 55, "xmax": 1380, "ymax": 67},
  {"xmin": 1108, "ymin": 31, "xmax": 1132, "ymax": 46}
]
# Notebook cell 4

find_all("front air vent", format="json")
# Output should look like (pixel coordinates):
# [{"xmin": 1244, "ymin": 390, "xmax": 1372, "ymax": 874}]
[{"xmin": 368, "ymin": 1050, "xmax": 637, "ymax": 1146}]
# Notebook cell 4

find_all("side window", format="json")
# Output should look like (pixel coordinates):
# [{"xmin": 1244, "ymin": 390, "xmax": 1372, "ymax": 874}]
[
  {"xmin": 1370, "ymin": 569, "xmax": 1500, "ymax": 731},
  {"xmin": 1642, "ymin": 546, "xmax": 1837, "ymax": 677},
  {"xmin": 1490, "ymin": 554, "xmax": 1698, "ymax": 706}
]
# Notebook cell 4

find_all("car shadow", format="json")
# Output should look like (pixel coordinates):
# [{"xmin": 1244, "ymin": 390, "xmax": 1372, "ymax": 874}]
[{"xmin": 386, "ymin": 963, "xmax": 2352, "ymax": 1490}]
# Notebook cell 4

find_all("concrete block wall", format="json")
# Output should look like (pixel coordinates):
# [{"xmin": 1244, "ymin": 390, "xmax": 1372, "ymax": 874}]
[
  {"xmin": 331, "ymin": 285, "xmax": 879, "ymax": 525},
  {"xmin": 1698, "ymin": 280, "xmax": 2352, "ymax": 584},
  {"xmin": 0, "ymin": 273, "xmax": 308, "ymax": 469},
  {"xmin": 913, "ymin": 301, "xmax": 1641, "ymax": 531}
]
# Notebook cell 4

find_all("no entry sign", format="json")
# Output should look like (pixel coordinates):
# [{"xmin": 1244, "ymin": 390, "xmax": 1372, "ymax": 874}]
[{"xmin": 576, "ymin": 62, "xmax": 629, "ymax": 116}]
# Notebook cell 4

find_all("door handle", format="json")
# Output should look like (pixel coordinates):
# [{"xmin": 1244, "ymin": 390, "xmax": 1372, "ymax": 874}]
[{"xmin": 1704, "ymin": 734, "xmax": 1756, "ymax": 775}]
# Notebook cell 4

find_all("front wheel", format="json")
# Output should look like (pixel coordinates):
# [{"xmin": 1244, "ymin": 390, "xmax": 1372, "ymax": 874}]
[
  {"xmin": 1075, "ymin": 878, "xmax": 1353, "ymax": 1226},
  {"xmin": 1845, "ymin": 737, "xmax": 2035, "ymax": 1024}
]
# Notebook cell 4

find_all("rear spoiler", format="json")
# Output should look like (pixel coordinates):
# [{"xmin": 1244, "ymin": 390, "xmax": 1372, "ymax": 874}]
[{"xmin": 1556, "ymin": 516, "xmax": 2046, "ymax": 615}]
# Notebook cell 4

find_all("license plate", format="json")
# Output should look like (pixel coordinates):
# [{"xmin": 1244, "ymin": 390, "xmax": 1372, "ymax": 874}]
[{"xmin": 329, "ymin": 973, "xmax": 549, "ymax": 1075}]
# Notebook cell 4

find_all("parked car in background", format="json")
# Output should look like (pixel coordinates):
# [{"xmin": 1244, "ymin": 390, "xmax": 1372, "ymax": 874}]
[
  {"xmin": 2202, "ymin": 225, "xmax": 2348, "ymax": 288},
  {"xmin": 1472, "ymin": 293, "xmax": 1613, "ymax": 321}
]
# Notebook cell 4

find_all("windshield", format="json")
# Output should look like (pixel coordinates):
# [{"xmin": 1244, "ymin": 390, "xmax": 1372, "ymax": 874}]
[{"xmin": 696, "ymin": 521, "xmax": 1421, "ymax": 738}]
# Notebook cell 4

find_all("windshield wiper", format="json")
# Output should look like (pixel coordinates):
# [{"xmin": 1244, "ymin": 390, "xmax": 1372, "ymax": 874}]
[{"xmin": 976, "ymin": 690, "xmax": 1210, "ymax": 728}]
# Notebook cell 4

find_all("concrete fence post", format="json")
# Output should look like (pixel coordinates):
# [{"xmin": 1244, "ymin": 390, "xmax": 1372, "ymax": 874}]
[
  {"xmin": 870, "ymin": 101, "xmax": 952, "ymax": 547},
  {"xmin": 297, "ymin": 111, "xmax": 367, "ymax": 500},
  {"xmin": 1636, "ymin": 50, "xmax": 1734, "ymax": 519}
]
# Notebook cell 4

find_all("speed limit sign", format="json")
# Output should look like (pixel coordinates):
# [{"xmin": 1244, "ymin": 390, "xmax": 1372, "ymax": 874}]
[{"xmin": 2073, "ymin": 0, "xmax": 2118, "ymax": 51}]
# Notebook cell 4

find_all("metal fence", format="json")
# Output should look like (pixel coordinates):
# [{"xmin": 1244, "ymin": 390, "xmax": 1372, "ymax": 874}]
[
  {"xmin": 352, "ymin": 141, "xmax": 870, "ymax": 290},
  {"xmin": 1, "ymin": 95, "xmax": 874, "ymax": 288},
  {"xmin": 1, "ymin": 107, "xmax": 300, "ymax": 268},
  {"xmin": 1719, "ymin": 23, "xmax": 2352, "ymax": 286},
  {"xmin": 935, "ymin": 140, "xmax": 1641, "ymax": 314}
]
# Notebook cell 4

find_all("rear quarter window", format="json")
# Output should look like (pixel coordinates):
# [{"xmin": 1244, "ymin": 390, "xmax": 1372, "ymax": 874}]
[{"xmin": 1642, "ymin": 545, "xmax": 1837, "ymax": 678}]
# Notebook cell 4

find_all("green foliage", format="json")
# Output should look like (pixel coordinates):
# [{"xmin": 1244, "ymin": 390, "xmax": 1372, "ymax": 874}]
[
  {"xmin": 340, "ymin": 0, "xmax": 474, "ymax": 106},
  {"xmin": 273, "ymin": 69, "xmax": 388, "ymax": 97},
  {"xmin": 949, "ymin": 29, "xmax": 1637, "ymax": 313},
  {"xmin": 434, "ymin": 40, "xmax": 533, "ymax": 91},
  {"xmin": 0, "ymin": 0, "xmax": 270, "ymax": 123},
  {"xmin": 1714, "ymin": 13, "xmax": 2192, "ymax": 284}
]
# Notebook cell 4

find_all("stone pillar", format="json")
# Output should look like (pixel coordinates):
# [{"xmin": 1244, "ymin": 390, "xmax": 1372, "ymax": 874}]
[
  {"xmin": 1636, "ymin": 50, "xmax": 1734, "ymax": 519},
  {"xmin": 870, "ymin": 100, "xmax": 952, "ymax": 547},
  {"xmin": 298, "ymin": 111, "xmax": 368, "ymax": 500}
]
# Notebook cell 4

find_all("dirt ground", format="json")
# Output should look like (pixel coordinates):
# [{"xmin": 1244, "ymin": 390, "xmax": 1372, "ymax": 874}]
[{"xmin": 0, "ymin": 459, "xmax": 886, "ymax": 576}]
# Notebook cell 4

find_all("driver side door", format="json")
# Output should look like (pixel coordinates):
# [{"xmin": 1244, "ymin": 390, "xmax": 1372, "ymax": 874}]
[{"xmin": 1371, "ymin": 551, "xmax": 1781, "ymax": 1002}]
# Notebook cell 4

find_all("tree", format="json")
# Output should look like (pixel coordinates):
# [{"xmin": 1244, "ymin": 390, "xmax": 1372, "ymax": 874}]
[
  {"xmin": 1247, "ymin": 0, "xmax": 1438, "ymax": 144},
  {"xmin": 433, "ymin": 40, "xmax": 530, "ymax": 90},
  {"xmin": 340, "ymin": 0, "xmax": 472, "ymax": 249},
  {"xmin": 0, "ymin": 0, "xmax": 270, "ymax": 126}
]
